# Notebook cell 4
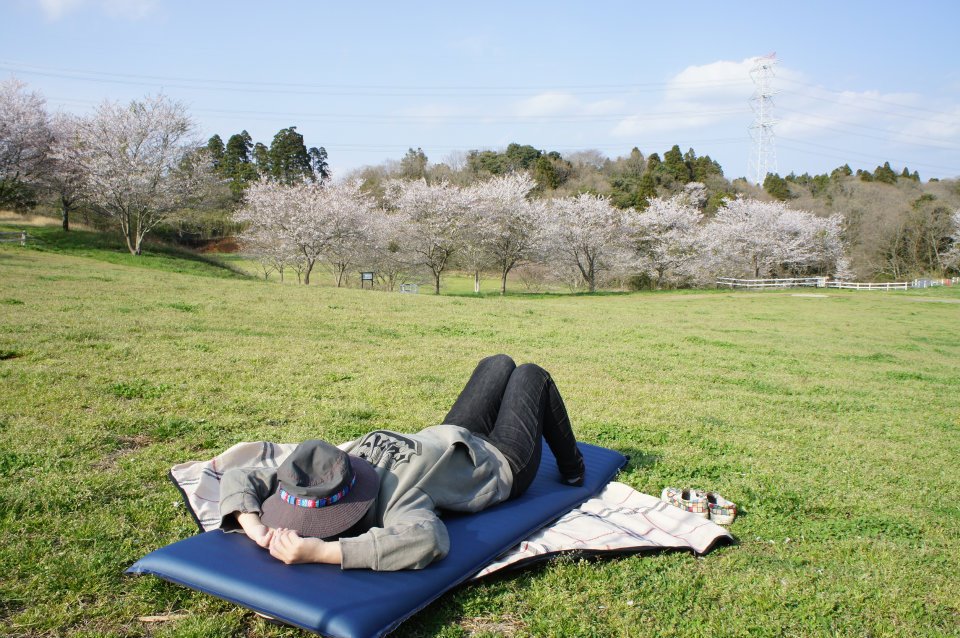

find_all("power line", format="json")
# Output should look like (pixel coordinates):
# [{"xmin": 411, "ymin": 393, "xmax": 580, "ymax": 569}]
[
  {"xmin": 778, "ymin": 136, "xmax": 960, "ymax": 174},
  {"xmin": 0, "ymin": 60, "xmax": 753, "ymax": 97},
  {"xmin": 43, "ymin": 95, "xmax": 748, "ymax": 125},
  {"xmin": 779, "ymin": 77, "xmax": 958, "ymax": 119},
  {"xmin": 778, "ymin": 88, "xmax": 958, "ymax": 127},
  {"xmin": 776, "ymin": 106, "xmax": 960, "ymax": 149}
]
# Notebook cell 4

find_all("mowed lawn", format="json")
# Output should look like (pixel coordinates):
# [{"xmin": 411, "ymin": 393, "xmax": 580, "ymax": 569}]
[{"xmin": 1, "ymin": 232, "xmax": 959, "ymax": 637}]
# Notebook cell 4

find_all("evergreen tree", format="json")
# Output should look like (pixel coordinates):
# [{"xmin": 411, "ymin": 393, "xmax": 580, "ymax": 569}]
[
  {"xmin": 763, "ymin": 173, "xmax": 791, "ymax": 200},
  {"xmin": 268, "ymin": 127, "xmax": 312, "ymax": 184},
  {"xmin": 399, "ymin": 147, "xmax": 428, "ymax": 180},
  {"xmin": 663, "ymin": 145, "xmax": 691, "ymax": 183},
  {"xmin": 206, "ymin": 134, "xmax": 224, "ymax": 171},
  {"xmin": 253, "ymin": 142, "xmax": 270, "ymax": 174},
  {"xmin": 308, "ymin": 146, "xmax": 330, "ymax": 183},
  {"xmin": 873, "ymin": 162, "xmax": 898, "ymax": 184},
  {"xmin": 503, "ymin": 143, "xmax": 541, "ymax": 171},
  {"xmin": 831, "ymin": 164, "xmax": 852, "ymax": 179},
  {"xmin": 222, "ymin": 131, "xmax": 258, "ymax": 198},
  {"xmin": 637, "ymin": 172, "xmax": 658, "ymax": 209},
  {"xmin": 533, "ymin": 156, "xmax": 561, "ymax": 190},
  {"xmin": 692, "ymin": 154, "xmax": 724, "ymax": 182},
  {"xmin": 646, "ymin": 153, "xmax": 662, "ymax": 179}
]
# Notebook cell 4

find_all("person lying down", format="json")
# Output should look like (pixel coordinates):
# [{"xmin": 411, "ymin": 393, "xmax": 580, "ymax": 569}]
[{"xmin": 219, "ymin": 354, "xmax": 586, "ymax": 571}]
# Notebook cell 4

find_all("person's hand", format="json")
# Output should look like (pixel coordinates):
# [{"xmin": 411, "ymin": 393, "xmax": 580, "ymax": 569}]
[
  {"xmin": 236, "ymin": 512, "xmax": 274, "ymax": 549},
  {"xmin": 246, "ymin": 523, "xmax": 275, "ymax": 549},
  {"xmin": 268, "ymin": 529, "xmax": 343, "ymax": 565},
  {"xmin": 268, "ymin": 528, "xmax": 316, "ymax": 564}
]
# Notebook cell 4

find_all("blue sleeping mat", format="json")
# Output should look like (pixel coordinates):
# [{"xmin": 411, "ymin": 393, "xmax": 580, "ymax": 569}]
[{"xmin": 127, "ymin": 442, "xmax": 626, "ymax": 638}]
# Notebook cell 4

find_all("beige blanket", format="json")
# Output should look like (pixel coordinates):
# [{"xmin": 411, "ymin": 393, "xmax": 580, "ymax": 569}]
[{"xmin": 170, "ymin": 441, "xmax": 732, "ymax": 576}]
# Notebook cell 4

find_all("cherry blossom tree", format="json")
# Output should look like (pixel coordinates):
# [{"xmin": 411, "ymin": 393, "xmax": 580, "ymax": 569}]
[
  {"xmin": 454, "ymin": 214, "xmax": 491, "ymax": 294},
  {"xmin": 702, "ymin": 197, "xmax": 846, "ymax": 278},
  {"xmin": 75, "ymin": 95, "xmax": 208, "ymax": 255},
  {"xmin": 240, "ymin": 221, "xmax": 301, "ymax": 281},
  {"xmin": 368, "ymin": 210, "xmax": 416, "ymax": 291},
  {"xmin": 0, "ymin": 78, "xmax": 53, "ymax": 209},
  {"xmin": 471, "ymin": 173, "xmax": 544, "ymax": 295},
  {"xmin": 544, "ymin": 193, "xmax": 632, "ymax": 292},
  {"xmin": 44, "ymin": 113, "xmax": 87, "ymax": 231},
  {"xmin": 316, "ymin": 181, "xmax": 377, "ymax": 287},
  {"xmin": 237, "ymin": 180, "xmax": 378, "ymax": 286},
  {"xmin": 943, "ymin": 210, "xmax": 960, "ymax": 273},
  {"xmin": 630, "ymin": 195, "xmax": 704, "ymax": 288},
  {"xmin": 237, "ymin": 180, "xmax": 328, "ymax": 285},
  {"xmin": 385, "ymin": 179, "xmax": 472, "ymax": 294}
]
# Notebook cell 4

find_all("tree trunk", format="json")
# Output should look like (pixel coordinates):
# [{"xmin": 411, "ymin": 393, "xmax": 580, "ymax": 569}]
[
  {"xmin": 474, "ymin": 270, "xmax": 480, "ymax": 294},
  {"xmin": 304, "ymin": 261, "xmax": 314, "ymax": 285},
  {"xmin": 500, "ymin": 269, "xmax": 508, "ymax": 295},
  {"xmin": 434, "ymin": 271, "xmax": 441, "ymax": 295},
  {"xmin": 61, "ymin": 199, "xmax": 70, "ymax": 232}
]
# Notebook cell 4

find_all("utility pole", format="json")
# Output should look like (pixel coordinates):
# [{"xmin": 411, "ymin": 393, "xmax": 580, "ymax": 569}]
[{"xmin": 749, "ymin": 53, "xmax": 778, "ymax": 185}]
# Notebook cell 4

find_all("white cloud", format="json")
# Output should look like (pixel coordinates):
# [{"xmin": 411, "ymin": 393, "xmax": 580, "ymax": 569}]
[
  {"xmin": 514, "ymin": 92, "xmax": 579, "ymax": 117},
  {"xmin": 38, "ymin": 0, "xmax": 83, "ymax": 19},
  {"xmin": 36, "ymin": 0, "xmax": 156, "ymax": 20},
  {"xmin": 611, "ymin": 57, "xmax": 761, "ymax": 137},
  {"xmin": 512, "ymin": 92, "xmax": 625, "ymax": 118}
]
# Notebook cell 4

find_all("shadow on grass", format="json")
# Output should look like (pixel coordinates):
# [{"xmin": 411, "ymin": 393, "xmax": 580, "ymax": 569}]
[
  {"xmin": 5, "ymin": 224, "xmax": 250, "ymax": 280},
  {"xmin": 616, "ymin": 446, "xmax": 660, "ymax": 472}
]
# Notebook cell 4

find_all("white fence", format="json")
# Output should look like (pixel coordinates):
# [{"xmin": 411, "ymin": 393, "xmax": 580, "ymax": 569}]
[
  {"xmin": 717, "ymin": 277, "xmax": 827, "ymax": 289},
  {"xmin": 718, "ymin": 276, "xmax": 957, "ymax": 291},
  {"xmin": 0, "ymin": 231, "xmax": 28, "ymax": 246},
  {"xmin": 827, "ymin": 280, "xmax": 908, "ymax": 290}
]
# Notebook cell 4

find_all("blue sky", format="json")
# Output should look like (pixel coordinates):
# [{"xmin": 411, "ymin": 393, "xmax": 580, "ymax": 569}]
[{"xmin": 3, "ymin": 0, "xmax": 959, "ymax": 181}]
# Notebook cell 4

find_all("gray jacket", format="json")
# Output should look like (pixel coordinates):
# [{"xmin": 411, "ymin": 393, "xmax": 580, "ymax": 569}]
[{"xmin": 219, "ymin": 424, "xmax": 513, "ymax": 571}]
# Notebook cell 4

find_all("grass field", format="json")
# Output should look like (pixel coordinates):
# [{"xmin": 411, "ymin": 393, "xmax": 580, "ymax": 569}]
[{"xmin": 1, "ymin": 223, "xmax": 959, "ymax": 637}]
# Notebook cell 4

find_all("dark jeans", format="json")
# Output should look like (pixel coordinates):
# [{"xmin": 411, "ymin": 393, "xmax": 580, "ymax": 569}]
[{"xmin": 444, "ymin": 354, "xmax": 585, "ymax": 498}]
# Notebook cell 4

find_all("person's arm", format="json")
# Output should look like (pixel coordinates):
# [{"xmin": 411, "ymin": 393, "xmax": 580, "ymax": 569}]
[
  {"xmin": 219, "ymin": 467, "xmax": 279, "ymax": 537},
  {"xmin": 267, "ymin": 529, "xmax": 343, "ymax": 565},
  {"xmin": 338, "ymin": 490, "xmax": 449, "ymax": 571}
]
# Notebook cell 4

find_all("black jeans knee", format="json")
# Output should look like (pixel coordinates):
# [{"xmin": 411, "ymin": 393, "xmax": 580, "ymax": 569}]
[{"xmin": 445, "ymin": 356, "xmax": 584, "ymax": 498}]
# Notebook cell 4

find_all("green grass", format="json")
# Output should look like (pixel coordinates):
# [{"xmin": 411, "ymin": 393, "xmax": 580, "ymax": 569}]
[
  {"xmin": 1, "ymin": 230, "xmax": 959, "ymax": 637},
  {"xmin": 0, "ymin": 223, "xmax": 249, "ymax": 280}
]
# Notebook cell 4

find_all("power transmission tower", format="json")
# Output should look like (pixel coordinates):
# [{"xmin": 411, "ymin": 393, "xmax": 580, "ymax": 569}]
[{"xmin": 749, "ymin": 53, "xmax": 778, "ymax": 185}]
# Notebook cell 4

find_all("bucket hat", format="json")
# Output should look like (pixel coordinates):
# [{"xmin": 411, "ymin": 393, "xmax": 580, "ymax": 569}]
[{"xmin": 261, "ymin": 439, "xmax": 379, "ymax": 539}]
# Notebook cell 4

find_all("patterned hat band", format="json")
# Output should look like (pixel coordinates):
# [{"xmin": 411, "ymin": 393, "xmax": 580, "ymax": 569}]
[{"xmin": 278, "ymin": 474, "xmax": 357, "ymax": 509}]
